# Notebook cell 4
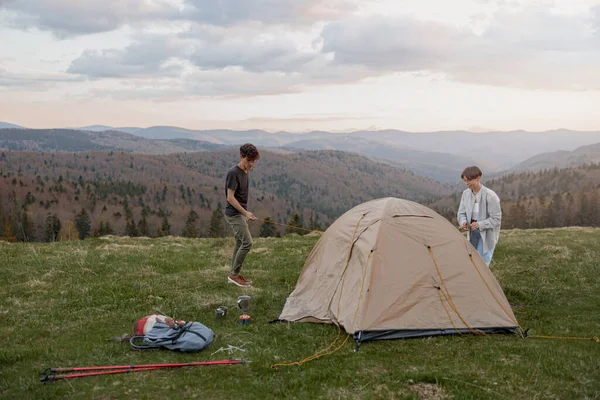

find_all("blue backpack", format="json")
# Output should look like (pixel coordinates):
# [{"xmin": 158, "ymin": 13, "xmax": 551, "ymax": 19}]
[{"xmin": 130, "ymin": 321, "xmax": 215, "ymax": 353}]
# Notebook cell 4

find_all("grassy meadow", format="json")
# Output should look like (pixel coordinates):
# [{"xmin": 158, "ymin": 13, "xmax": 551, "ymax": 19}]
[{"xmin": 1, "ymin": 228, "xmax": 599, "ymax": 399}]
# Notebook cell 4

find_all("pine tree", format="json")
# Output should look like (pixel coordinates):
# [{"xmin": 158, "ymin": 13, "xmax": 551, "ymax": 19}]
[
  {"xmin": 208, "ymin": 206, "xmax": 225, "ymax": 238},
  {"xmin": 160, "ymin": 215, "xmax": 171, "ymax": 236},
  {"xmin": 74, "ymin": 208, "xmax": 91, "ymax": 240},
  {"xmin": 259, "ymin": 217, "xmax": 276, "ymax": 237},
  {"xmin": 286, "ymin": 213, "xmax": 304, "ymax": 235},
  {"xmin": 44, "ymin": 213, "xmax": 61, "ymax": 242},
  {"xmin": 125, "ymin": 218, "xmax": 139, "ymax": 237},
  {"xmin": 182, "ymin": 210, "xmax": 199, "ymax": 238},
  {"xmin": 98, "ymin": 220, "xmax": 114, "ymax": 236},
  {"xmin": 123, "ymin": 197, "xmax": 132, "ymax": 219},
  {"xmin": 138, "ymin": 214, "xmax": 149, "ymax": 237}
]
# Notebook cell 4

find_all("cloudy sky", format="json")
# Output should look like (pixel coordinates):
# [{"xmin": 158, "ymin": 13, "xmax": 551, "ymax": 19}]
[{"xmin": 1, "ymin": 0, "xmax": 599, "ymax": 132}]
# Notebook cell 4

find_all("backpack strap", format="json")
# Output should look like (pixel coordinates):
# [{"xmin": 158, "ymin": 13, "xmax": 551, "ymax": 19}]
[{"xmin": 130, "ymin": 335, "xmax": 157, "ymax": 351}]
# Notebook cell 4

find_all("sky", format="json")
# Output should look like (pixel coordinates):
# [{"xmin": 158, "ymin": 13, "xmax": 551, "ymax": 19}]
[{"xmin": 1, "ymin": 0, "xmax": 600, "ymax": 132}]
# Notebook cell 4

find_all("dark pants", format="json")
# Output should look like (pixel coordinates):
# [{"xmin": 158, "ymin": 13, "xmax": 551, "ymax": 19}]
[{"xmin": 225, "ymin": 214, "xmax": 253, "ymax": 275}]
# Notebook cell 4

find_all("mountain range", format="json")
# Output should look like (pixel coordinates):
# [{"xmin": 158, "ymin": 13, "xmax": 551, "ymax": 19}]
[{"xmin": 2, "ymin": 122, "xmax": 600, "ymax": 183}]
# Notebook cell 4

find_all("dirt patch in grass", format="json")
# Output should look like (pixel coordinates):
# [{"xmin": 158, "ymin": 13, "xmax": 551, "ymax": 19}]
[{"xmin": 408, "ymin": 383, "xmax": 451, "ymax": 400}]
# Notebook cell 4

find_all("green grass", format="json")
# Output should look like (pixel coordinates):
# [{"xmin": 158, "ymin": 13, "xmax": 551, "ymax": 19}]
[{"xmin": 1, "ymin": 228, "xmax": 599, "ymax": 399}]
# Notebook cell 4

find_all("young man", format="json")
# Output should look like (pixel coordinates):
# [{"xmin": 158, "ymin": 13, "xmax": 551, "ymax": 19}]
[
  {"xmin": 457, "ymin": 166, "xmax": 502, "ymax": 266},
  {"xmin": 224, "ymin": 143, "xmax": 260, "ymax": 287}
]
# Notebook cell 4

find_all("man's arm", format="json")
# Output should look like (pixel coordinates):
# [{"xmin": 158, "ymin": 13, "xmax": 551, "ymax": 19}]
[{"xmin": 227, "ymin": 189, "xmax": 257, "ymax": 220}]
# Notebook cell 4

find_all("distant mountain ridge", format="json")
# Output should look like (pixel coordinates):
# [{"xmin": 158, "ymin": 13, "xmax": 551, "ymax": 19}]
[
  {"xmin": 3, "ymin": 122, "xmax": 600, "ymax": 183},
  {"xmin": 507, "ymin": 142, "xmax": 600, "ymax": 172},
  {"xmin": 0, "ymin": 128, "xmax": 228, "ymax": 154},
  {"xmin": 0, "ymin": 122, "xmax": 24, "ymax": 129},
  {"xmin": 0, "ymin": 127, "xmax": 482, "ymax": 182}
]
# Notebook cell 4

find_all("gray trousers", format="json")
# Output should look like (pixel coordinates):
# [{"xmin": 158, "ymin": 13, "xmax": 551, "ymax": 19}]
[{"xmin": 225, "ymin": 214, "xmax": 253, "ymax": 275}]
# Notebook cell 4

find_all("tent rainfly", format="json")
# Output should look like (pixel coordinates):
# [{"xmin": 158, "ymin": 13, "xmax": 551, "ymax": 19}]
[{"xmin": 277, "ymin": 197, "xmax": 521, "ymax": 348}]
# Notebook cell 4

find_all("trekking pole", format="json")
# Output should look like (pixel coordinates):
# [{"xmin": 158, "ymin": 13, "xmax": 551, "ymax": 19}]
[{"xmin": 40, "ymin": 359, "xmax": 249, "ymax": 383}]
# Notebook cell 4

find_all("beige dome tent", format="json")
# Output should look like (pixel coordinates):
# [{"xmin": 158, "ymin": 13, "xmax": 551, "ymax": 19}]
[{"xmin": 277, "ymin": 197, "xmax": 521, "ymax": 348}]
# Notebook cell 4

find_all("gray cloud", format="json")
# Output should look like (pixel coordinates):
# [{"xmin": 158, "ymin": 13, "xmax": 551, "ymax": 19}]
[
  {"xmin": 185, "ymin": 25, "xmax": 323, "ymax": 73},
  {"xmin": 181, "ymin": 0, "xmax": 357, "ymax": 26},
  {"xmin": 11, "ymin": 1, "xmax": 598, "ymax": 96},
  {"xmin": 67, "ymin": 35, "xmax": 187, "ymax": 78},
  {"xmin": 0, "ymin": 0, "xmax": 179, "ymax": 37},
  {"xmin": 66, "ymin": 24, "xmax": 348, "ymax": 84},
  {"xmin": 1, "ymin": 0, "xmax": 357, "ymax": 37},
  {"xmin": 321, "ymin": 8, "xmax": 600, "ymax": 90}
]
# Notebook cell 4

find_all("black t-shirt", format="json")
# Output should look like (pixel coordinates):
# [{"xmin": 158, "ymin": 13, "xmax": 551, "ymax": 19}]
[{"xmin": 225, "ymin": 165, "xmax": 249, "ymax": 216}]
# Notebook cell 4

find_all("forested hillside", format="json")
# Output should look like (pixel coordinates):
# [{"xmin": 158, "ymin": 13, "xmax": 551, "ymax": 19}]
[
  {"xmin": 428, "ymin": 163, "xmax": 600, "ymax": 229},
  {"xmin": 0, "ymin": 149, "xmax": 449, "ymax": 242}
]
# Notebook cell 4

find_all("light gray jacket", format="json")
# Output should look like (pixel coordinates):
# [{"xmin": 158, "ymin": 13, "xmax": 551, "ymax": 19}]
[{"xmin": 457, "ymin": 185, "xmax": 502, "ymax": 254}]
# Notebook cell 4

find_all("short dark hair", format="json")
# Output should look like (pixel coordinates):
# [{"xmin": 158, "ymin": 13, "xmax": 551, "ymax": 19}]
[
  {"xmin": 240, "ymin": 143, "xmax": 260, "ymax": 161},
  {"xmin": 461, "ymin": 166, "xmax": 482, "ymax": 180}
]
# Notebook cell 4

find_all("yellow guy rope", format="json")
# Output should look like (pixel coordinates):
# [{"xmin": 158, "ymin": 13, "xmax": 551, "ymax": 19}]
[
  {"xmin": 271, "ymin": 215, "xmax": 369, "ymax": 368},
  {"xmin": 435, "ymin": 286, "xmax": 465, "ymax": 336}
]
